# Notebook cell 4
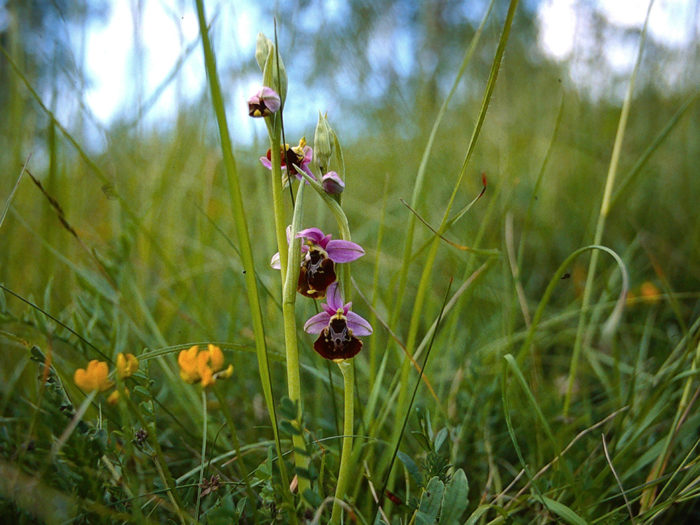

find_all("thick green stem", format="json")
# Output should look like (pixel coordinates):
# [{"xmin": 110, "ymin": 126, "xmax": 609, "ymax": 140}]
[
  {"xmin": 284, "ymin": 182, "xmax": 310, "ymax": 496},
  {"xmin": 330, "ymin": 360, "xmax": 355, "ymax": 524},
  {"xmin": 269, "ymin": 118, "xmax": 289, "ymax": 278}
]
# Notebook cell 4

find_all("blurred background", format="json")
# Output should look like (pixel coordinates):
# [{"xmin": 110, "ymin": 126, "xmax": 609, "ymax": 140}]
[
  {"xmin": 1, "ymin": 0, "xmax": 697, "ymax": 329},
  {"xmin": 1, "ymin": 0, "xmax": 699, "ymax": 520},
  {"xmin": 2, "ymin": 1, "xmax": 698, "ymax": 142}
]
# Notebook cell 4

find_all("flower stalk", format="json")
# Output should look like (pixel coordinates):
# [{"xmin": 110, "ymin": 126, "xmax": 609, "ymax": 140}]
[
  {"xmin": 296, "ymin": 167, "xmax": 353, "ymax": 299},
  {"xmin": 283, "ymin": 182, "xmax": 310, "ymax": 496},
  {"xmin": 194, "ymin": 389, "xmax": 207, "ymax": 521},
  {"xmin": 269, "ymin": 118, "xmax": 289, "ymax": 278},
  {"xmin": 194, "ymin": 3, "xmax": 294, "ymax": 516},
  {"xmin": 330, "ymin": 359, "xmax": 354, "ymax": 525}
]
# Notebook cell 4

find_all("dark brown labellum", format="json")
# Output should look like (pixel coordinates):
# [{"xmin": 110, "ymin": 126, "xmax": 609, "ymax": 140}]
[
  {"xmin": 248, "ymin": 101, "xmax": 271, "ymax": 117},
  {"xmin": 313, "ymin": 316, "xmax": 363, "ymax": 360},
  {"xmin": 267, "ymin": 145, "xmax": 304, "ymax": 168},
  {"xmin": 297, "ymin": 249, "xmax": 336, "ymax": 298}
]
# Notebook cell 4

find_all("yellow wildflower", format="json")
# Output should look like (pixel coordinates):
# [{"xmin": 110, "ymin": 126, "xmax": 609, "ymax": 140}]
[
  {"xmin": 74, "ymin": 360, "xmax": 113, "ymax": 392},
  {"xmin": 178, "ymin": 345, "xmax": 201, "ymax": 383},
  {"xmin": 178, "ymin": 344, "xmax": 233, "ymax": 388},
  {"xmin": 208, "ymin": 344, "xmax": 224, "ymax": 371},
  {"xmin": 116, "ymin": 353, "xmax": 139, "ymax": 379},
  {"xmin": 640, "ymin": 281, "xmax": 661, "ymax": 304},
  {"xmin": 107, "ymin": 388, "xmax": 130, "ymax": 405}
]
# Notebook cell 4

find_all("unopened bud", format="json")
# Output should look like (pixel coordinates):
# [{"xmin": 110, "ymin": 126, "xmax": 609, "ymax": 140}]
[
  {"xmin": 321, "ymin": 171, "xmax": 344, "ymax": 194},
  {"xmin": 255, "ymin": 33, "xmax": 272, "ymax": 71},
  {"xmin": 262, "ymin": 44, "xmax": 287, "ymax": 106},
  {"xmin": 314, "ymin": 112, "xmax": 334, "ymax": 171}
]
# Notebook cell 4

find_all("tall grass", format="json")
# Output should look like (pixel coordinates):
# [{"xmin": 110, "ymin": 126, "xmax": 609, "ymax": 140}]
[{"xmin": 1, "ymin": 1, "xmax": 699, "ymax": 523}]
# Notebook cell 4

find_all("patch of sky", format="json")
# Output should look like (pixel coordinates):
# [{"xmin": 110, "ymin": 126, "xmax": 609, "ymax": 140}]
[{"xmin": 74, "ymin": 0, "xmax": 698, "ymax": 148}]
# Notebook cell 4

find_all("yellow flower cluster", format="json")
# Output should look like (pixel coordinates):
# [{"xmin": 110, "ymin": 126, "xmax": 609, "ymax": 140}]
[
  {"xmin": 178, "ymin": 344, "xmax": 233, "ymax": 388},
  {"xmin": 73, "ymin": 353, "xmax": 139, "ymax": 405}
]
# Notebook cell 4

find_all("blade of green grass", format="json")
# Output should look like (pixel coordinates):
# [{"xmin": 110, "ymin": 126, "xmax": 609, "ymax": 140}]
[
  {"xmin": 193, "ymin": 0, "xmax": 293, "ymax": 516},
  {"xmin": 383, "ymin": 0, "xmax": 519, "ymax": 492},
  {"xmin": 564, "ymin": 0, "xmax": 654, "ymax": 416},
  {"xmin": 0, "ymin": 156, "xmax": 29, "ymax": 231},
  {"xmin": 373, "ymin": 280, "xmax": 452, "ymax": 522}
]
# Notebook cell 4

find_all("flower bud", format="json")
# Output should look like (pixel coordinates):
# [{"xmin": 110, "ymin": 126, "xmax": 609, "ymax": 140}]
[
  {"xmin": 262, "ymin": 44, "xmax": 287, "ymax": 107},
  {"xmin": 314, "ymin": 112, "xmax": 334, "ymax": 171},
  {"xmin": 331, "ymin": 128, "xmax": 345, "ymax": 181},
  {"xmin": 322, "ymin": 171, "xmax": 344, "ymax": 194},
  {"xmin": 255, "ymin": 33, "xmax": 272, "ymax": 71}
]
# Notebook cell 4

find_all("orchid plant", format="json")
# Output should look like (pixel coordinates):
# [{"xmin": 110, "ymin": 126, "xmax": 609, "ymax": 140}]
[{"xmin": 246, "ymin": 33, "xmax": 370, "ymax": 523}]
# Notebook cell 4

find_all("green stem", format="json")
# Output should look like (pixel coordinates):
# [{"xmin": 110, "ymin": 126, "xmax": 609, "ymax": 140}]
[
  {"xmin": 382, "ymin": 0, "xmax": 519, "ymax": 493},
  {"xmin": 126, "ymin": 395, "xmax": 187, "ymax": 524},
  {"xmin": 640, "ymin": 338, "xmax": 700, "ymax": 512},
  {"xmin": 284, "ymin": 182, "xmax": 310, "ymax": 497},
  {"xmin": 194, "ymin": 390, "xmax": 207, "ymax": 521},
  {"xmin": 269, "ymin": 117, "xmax": 289, "ymax": 278},
  {"xmin": 194, "ymin": 0, "xmax": 294, "ymax": 514},
  {"xmin": 330, "ymin": 360, "xmax": 355, "ymax": 524},
  {"xmin": 390, "ymin": 0, "xmax": 496, "ymax": 329},
  {"xmin": 515, "ymin": 244, "xmax": 628, "ymax": 365},
  {"xmin": 563, "ymin": 0, "xmax": 652, "ymax": 416}
]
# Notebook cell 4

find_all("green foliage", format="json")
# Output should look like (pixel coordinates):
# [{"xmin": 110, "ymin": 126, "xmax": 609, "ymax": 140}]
[{"xmin": 1, "ymin": 0, "xmax": 699, "ymax": 523}]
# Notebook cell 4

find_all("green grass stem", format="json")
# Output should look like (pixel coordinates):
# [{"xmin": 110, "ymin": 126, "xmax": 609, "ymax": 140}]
[
  {"xmin": 390, "ymin": 0, "xmax": 496, "ymax": 330},
  {"xmin": 283, "ymin": 181, "xmax": 311, "ymax": 498},
  {"xmin": 194, "ymin": 0, "xmax": 294, "ymax": 514},
  {"xmin": 194, "ymin": 389, "xmax": 207, "ymax": 521},
  {"xmin": 330, "ymin": 359, "xmax": 355, "ymax": 524},
  {"xmin": 564, "ymin": 0, "xmax": 654, "ymax": 417},
  {"xmin": 383, "ymin": 0, "xmax": 519, "ymax": 491}
]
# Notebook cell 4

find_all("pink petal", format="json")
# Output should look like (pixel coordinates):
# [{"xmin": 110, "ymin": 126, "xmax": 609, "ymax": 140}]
[
  {"xmin": 270, "ymin": 252, "xmax": 281, "ymax": 269},
  {"xmin": 325, "ymin": 282, "xmax": 344, "ymax": 312},
  {"xmin": 297, "ymin": 227, "xmax": 326, "ymax": 245},
  {"xmin": 326, "ymin": 239, "xmax": 364, "ymax": 263},
  {"xmin": 346, "ymin": 311, "xmax": 373, "ymax": 336},
  {"xmin": 259, "ymin": 86, "xmax": 281, "ymax": 112},
  {"xmin": 260, "ymin": 156, "xmax": 272, "ymax": 170},
  {"xmin": 322, "ymin": 303, "xmax": 336, "ymax": 315},
  {"xmin": 304, "ymin": 312, "xmax": 331, "ymax": 334},
  {"xmin": 302, "ymin": 146, "xmax": 313, "ymax": 165},
  {"xmin": 322, "ymin": 171, "xmax": 345, "ymax": 194}
]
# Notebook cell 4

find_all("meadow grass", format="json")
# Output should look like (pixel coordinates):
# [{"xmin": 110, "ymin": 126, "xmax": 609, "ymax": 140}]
[{"xmin": 1, "ymin": 1, "xmax": 699, "ymax": 523}]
